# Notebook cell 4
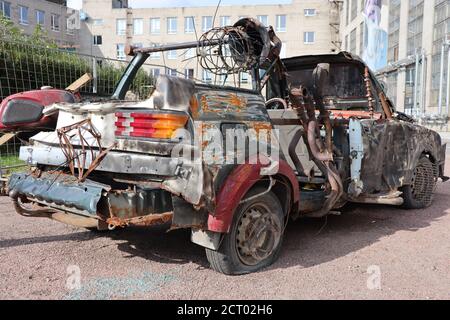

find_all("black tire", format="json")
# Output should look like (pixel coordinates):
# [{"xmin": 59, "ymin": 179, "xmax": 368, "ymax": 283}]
[
  {"xmin": 206, "ymin": 187, "xmax": 285, "ymax": 275},
  {"xmin": 401, "ymin": 156, "xmax": 436, "ymax": 209}
]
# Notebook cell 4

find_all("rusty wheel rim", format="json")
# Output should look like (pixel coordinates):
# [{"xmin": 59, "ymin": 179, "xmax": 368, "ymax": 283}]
[{"xmin": 235, "ymin": 203, "xmax": 282, "ymax": 266}]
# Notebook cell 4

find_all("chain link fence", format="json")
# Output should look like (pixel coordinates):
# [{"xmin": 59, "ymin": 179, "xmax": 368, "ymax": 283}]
[
  {"xmin": 0, "ymin": 134, "xmax": 25, "ymax": 194},
  {"xmin": 0, "ymin": 39, "xmax": 161, "ymax": 192},
  {"xmin": 0, "ymin": 39, "xmax": 158, "ymax": 101}
]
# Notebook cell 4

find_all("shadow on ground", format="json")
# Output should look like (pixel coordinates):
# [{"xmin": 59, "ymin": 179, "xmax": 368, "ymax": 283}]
[{"xmin": 1, "ymin": 189, "xmax": 448, "ymax": 272}]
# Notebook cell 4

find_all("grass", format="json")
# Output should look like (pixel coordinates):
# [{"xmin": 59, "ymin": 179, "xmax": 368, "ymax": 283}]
[{"xmin": 0, "ymin": 155, "xmax": 26, "ymax": 177}]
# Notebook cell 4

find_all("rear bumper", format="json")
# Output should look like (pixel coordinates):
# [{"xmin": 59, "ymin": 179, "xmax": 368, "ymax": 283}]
[
  {"xmin": 19, "ymin": 143, "xmax": 207, "ymax": 206},
  {"xmin": 8, "ymin": 171, "xmax": 174, "ymax": 228},
  {"xmin": 20, "ymin": 145, "xmax": 182, "ymax": 176},
  {"xmin": 9, "ymin": 172, "xmax": 108, "ymax": 217}
]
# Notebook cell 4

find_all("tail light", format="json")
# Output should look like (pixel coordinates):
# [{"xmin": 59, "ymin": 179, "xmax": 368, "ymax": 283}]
[{"xmin": 115, "ymin": 110, "xmax": 188, "ymax": 139}]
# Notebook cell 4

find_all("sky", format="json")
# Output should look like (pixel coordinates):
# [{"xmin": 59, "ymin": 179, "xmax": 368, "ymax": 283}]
[{"xmin": 67, "ymin": 0, "xmax": 292, "ymax": 10}]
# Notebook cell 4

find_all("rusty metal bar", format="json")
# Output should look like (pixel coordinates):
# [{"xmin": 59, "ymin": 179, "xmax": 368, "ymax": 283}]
[{"xmin": 126, "ymin": 39, "xmax": 224, "ymax": 56}]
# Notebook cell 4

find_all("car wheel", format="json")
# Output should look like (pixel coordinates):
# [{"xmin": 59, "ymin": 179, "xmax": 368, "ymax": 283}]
[
  {"xmin": 401, "ymin": 156, "xmax": 436, "ymax": 209},
  {"xmin": 205, "ymin": 187, "xmax": 285, "ymax": 275}
]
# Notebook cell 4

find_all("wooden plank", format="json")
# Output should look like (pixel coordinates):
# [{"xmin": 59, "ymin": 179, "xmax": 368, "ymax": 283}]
[
  {"xmin": 65, "ymin": 73, "xmax": 93, "ymax": 92},
  {"xmin": 0, "ymin": 133, "xmax": 15, "ymax": 146}
]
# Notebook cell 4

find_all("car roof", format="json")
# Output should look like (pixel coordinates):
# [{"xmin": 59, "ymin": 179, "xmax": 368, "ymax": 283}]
[{"xmin": 281, "ymin": 51, "xmax": 366, "ymax": 70}]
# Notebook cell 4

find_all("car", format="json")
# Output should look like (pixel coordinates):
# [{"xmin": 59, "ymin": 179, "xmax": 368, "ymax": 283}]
[{"xmin": 7, "ymin": 18, "xmax": 447, "ymax": 275}]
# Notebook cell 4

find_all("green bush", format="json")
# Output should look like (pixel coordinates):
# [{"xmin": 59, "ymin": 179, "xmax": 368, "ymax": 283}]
[{"xmin": 0, "ymin": 16, "xmax": 154, "ymax": 100}]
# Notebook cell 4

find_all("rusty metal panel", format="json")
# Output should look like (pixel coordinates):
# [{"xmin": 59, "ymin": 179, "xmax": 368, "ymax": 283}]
[
  {"xmin": 108, "ymin": 188, "xmax": 173, "ymax": 220},
  {"xmin": 8, "ymin": 172, "xmax": 107, "ymax": 216}
]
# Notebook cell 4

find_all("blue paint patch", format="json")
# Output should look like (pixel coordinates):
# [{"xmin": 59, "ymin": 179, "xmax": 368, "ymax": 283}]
[{"xmin": 64, "ymin": 271, "xmax": 177, "ymax": 300}]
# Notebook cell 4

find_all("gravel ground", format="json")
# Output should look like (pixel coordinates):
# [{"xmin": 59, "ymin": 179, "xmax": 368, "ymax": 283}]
[{"xmin": 0, "ymin": 158, "xmax": 449, "ymax": 300}]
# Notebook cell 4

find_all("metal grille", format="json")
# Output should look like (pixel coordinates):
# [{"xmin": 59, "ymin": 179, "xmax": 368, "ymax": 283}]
[{"xmin": 411, "ymin": 157, "xmax": 436, "ymax": 206}]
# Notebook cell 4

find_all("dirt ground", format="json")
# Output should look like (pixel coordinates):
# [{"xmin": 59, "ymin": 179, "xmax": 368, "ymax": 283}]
[{"xmin": 0, "ymin": 155, "xmax": 449, "ymax": 300}]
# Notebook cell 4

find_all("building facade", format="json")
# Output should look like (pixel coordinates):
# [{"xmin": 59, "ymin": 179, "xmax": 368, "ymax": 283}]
[
  {"xmin": 79, "ymin": 0, "xmax": 342, "ymax": 86},
  {"xmin": 341, "ymin": 0, "xmax": 450, "ymax": 130},
  {"xmin": 0, "ymin": 0, "xmax": 79, "ymax": 48}
]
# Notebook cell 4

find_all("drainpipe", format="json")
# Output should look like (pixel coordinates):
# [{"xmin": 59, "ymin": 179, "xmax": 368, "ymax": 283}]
[
  {"xmin": 446, "ymin": 45, "xmax": 450, "ymax": 117},
  {"xmin": 438, "ymin": 44, "xmax": 445, "ymax": 115},
  {"xmin": 420, "ymin": 49, "xmax": 426, "ymax": 116},
  {"xmin": 413, "ymin": 50, "xmax": 419, "ymax": 116},
  {"xmin": 92, "ymin": 57, "xmax": 98, "ymax": 94}
]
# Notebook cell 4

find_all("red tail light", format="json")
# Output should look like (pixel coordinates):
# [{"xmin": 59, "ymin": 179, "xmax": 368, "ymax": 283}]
[{"xmin": 115, "ymin": 110, "xmax": 188, "ymax": 139}]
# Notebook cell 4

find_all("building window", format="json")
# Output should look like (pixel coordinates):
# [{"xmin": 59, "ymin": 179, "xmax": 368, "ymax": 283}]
[
  {"xmin": 150, "ymin": 18, "xmax": 160, "ymax": 34},
  {"xmin": 240, "ymin": 72, "xmax": 249, "ymax": 84},
  {"xmin": 304, "ymin": 32, "xmax": 315, "ymax": 44},
  {"xmin": 280, "ymin": 42, "xmax": 287, "ymax": 58},
  {"xmin": 185, "ymin": 16, "xmax": 195, "ymax": 33},
  {"xmin": 93, "ymin": 19, "xmax": 104, "ymax": 26},
  {"xmin": 151, "ymin": 68, "xmax": 160, "ymax": 78},
  {"xmin": 257, "ymin": 15, "xmax": 268, "ymax": 26},
  {"xmin": 185, "ymin": 69, "xmax": 194, "ymax": 79},
  {"xmin": 405, "ymin": 66, "xmax": 415, "ymax": 87},
  {"xmin": 149, "ymin": 43, "xmax": 160, "ymax": 59},
  {"xmin": 0, "ymin": 1, "xmax": 11, "ymax": 19},
  {"xmin": 185, "ymin": 48, "xmax": 196, "ymax": 59},
  {"xmin": 388, "ymin": 0, "xmax": 401, "ymax": 63},
  {"xmin": 219, "ymin": 73, "xmax": 227, "ymax": 84},
  {"xmin": 67, "ymin": 16, "xmax": 76, "ymax": 35},
  {"xmin": 166, "ymin": 68, "xmax": 177, "ymax": 77},
  {"xmin": 51, "ymin": 14, "xmax": 60, "ymax": 31},
  {"xmin": 93, "ymin": 35, "xmax": 102, "ymax": 45},
  {"xmin": 202, "ymin": 16, "xmax": 212, "ymax": 32},
  {"xmin": 35, "ymin": 10, "xmax": 45, "ymax": 26},
  {"xmin": 133, "ymin": 18, "xmax": 143, "ymax": 35},
  {"xmin": 202, "ymin": 70, "xmax": 213, "ymax": 83},
  {"xmin": 116, "ymin": 19, "xmax": 126, "ymax": 35},
  {"xmin": 407, "ymin": 0, "xmax": 424, "ymax": 56},
  {"xmin": 167, "ymin": 17, "xmax": 177, "ymax": 34},
  {"xmin": 167, "ymin": 47, "xmax": 177, "ymax": 59},
  {"xmin": 19, "ymin": 6, "xmax": 28, "ymax": 25},
  {"xmin": 220, "ymin": 16, "xmax": 230, "ymax": 27},
  {"xmin": 350, "ymin": 0, "xmax": 357, "ymax": 21},
  {"xmin": 116, "ymin": 44, "xmax": 126, "ymax": 60},
  {"xmin": 349, "ymin": 28, "xmax": 357, "ymax": 53},
  {"xmin": 359, "ymin": 21, "xmax": 365, "ymax": 56},
  {"xmin": 304, "ymin": 9, "xmax": 316, "ymax": 17},
  {"xmin": 276, "ymin": 15, "xmax": 286, "ymax": 32}
]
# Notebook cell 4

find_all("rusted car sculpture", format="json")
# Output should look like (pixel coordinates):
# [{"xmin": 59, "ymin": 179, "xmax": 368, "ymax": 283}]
[{"xmin": 7, "ymin": 19, "xmax": 447, "ymax": 274}]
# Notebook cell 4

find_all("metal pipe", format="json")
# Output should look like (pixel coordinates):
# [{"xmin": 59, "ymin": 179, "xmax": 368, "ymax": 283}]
[
  {"xmin": 438, "ymin": 44, "xmax": 446, "ymax": 115},
  {"xmin": 127, "ymin": 39, "xmax": 224, "ymax": 56},
  {"xmin": 92, "ymin": 57, "xmax": 98, "ymax": 94},
  {"xmin": 446, "ymin": 46, "xmax": 450, "ymax": 116},
  {"xmin": 350, "ymin": 197, "xmax": 404, "ymax": 206},
  {"xmin": 288, "ymin": 129, "xmax": 306, "ymax": 176},
  {"xmin": 420, "ymin": 50, "xmax": 426, "ymax": 116},
  {"xmin": 307, "ymin": 121, "xmax": 333, "ymax": 162},
  {"xmin": 413, "ymin": 51, "xmax": 419, "ymax": 116}
]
